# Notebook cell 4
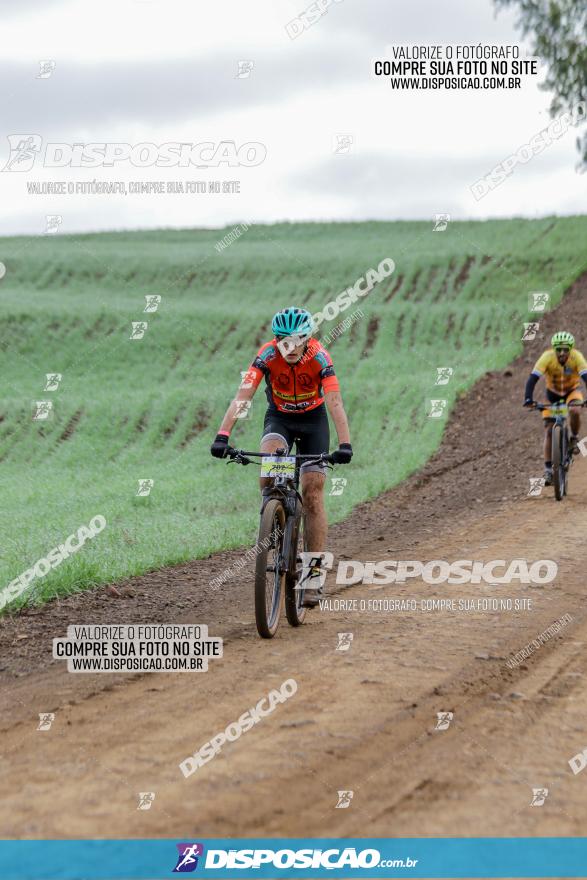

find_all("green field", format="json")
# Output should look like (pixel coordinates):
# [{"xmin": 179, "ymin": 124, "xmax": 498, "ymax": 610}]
[{"xmin": 1, "ymin": 216, "xmax": 586, "ymax": 611}]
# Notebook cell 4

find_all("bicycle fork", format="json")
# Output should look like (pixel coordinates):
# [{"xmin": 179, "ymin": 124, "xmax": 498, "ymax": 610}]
[{"xmin": 278, "ymin": 515, "xmax": 297, "ymax": 577}]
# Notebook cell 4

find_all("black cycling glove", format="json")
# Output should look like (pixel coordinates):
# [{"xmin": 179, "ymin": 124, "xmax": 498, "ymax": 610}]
[
  {"xmin": 210, "ymin": 433, "xmax": 229, "ymax": 458},
  {"xmin": 332, "ymin": 443, "xmax": 353, "ymax": 464}
]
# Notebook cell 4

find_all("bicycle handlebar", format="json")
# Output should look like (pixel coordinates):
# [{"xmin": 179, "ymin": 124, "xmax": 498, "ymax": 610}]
[
  {"xmin": 529, "ymin": 400, "xmax": 587, "ymax": 411},
  {"xmin": 226, "ymin": 447, "xmax": 335, "ymax": 465}
]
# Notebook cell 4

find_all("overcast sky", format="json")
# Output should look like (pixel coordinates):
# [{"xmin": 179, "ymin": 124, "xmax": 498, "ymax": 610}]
[{"xmin": 0, "ymin": 0, "xmax": 585, "ymax": 235}]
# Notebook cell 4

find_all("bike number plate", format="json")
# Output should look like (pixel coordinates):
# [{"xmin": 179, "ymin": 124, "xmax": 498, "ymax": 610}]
[
  {"xmin": 548, "ymin": 403, "xmax": 568, "ymax": 417},
  {"xmin": 260, "ymin": 455, "xmax": 296, "ymax": 478}
]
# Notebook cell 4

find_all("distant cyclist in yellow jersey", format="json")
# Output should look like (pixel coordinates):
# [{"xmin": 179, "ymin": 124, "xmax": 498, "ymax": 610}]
[{"xmin": 523, "ymin": 331, "xmax": 587, "ymax": 485}]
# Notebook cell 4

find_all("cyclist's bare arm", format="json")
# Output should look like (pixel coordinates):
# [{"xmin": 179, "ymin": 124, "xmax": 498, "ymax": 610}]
[
  {"xmin": 217, "ymin": 382, "xmax": 258, "ymax": 436},
  {"xmin": 325, "ymin": 390, "xmax": 350, "ymax": 445}
]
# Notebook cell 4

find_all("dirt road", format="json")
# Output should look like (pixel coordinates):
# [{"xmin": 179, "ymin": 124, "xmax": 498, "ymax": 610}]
[{"xmin": 2, "ymin": 275, "xmax": 587, "ymax": 839}]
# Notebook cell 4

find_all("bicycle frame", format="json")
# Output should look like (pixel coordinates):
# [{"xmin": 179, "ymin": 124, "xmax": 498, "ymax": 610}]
[
  {"xmin": 529, "ymin": 399, "xmax": 585, "ymax": 500},
  {"xmin": 227, "ymin": 445, "xmax": 333, "ymax": 580},
  {"xmin": 256, "ymin": 480, "xmax": 298, "ymax": 578}
]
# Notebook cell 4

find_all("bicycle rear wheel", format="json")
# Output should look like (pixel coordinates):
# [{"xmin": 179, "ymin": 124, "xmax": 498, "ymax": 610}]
[
  {"xmin": 285, "ymin": 504, "xmax": 307, "ymax": 627},
  {"xmin": 563, "ymin": 429, "xmax": 570, "ymax": 496},
  {"xmin": 552, "ymin": 424, "xmax": 565, "ymax": 501},
  {"xmin": 255, "ymin": 499, "xmax": 286, "ymax": 638}
]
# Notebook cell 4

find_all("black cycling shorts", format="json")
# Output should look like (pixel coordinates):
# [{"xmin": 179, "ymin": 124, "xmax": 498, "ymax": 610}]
[
  {"xmin": 546, "ymin": 388, "xmax": 582, "ymax": 403},
  {"xmin": 543, "ymin": 387, "xmax": 584, "ymax": 421},
  {"xmin": 261, "ymin": 404, "xmax": 329, "ymax": 475}
]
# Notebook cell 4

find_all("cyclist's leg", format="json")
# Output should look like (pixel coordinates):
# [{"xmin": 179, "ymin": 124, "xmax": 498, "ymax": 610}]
[
  {"xmin": 543, "ymin": 422, "xmax": 553, "ymax": 463},
  {"xmin": 543, "ymin": 389, "xmax": 559, "ymax": 471},
  {"xmin": 567, "ymin": 389, "xmax": 583, "ymax": 440},
  {"xmin": 296, "ymin": 405, "xmax": 329, "ymax": 551},
  {"xmin": 260, "ymin": 411, "xmax": 294, "ymax": 491},
  {"xmin": 300, "ymin": 470, "xmax": 327, "ymax": 550},
  {"xmin": 296, "ymin": 410, "xmax": 329, "ymax": 606}
]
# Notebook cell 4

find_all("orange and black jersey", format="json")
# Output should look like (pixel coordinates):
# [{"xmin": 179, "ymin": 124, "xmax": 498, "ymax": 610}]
[{"xmin": 245, "ymin": 338, "xmax": 340, "ymax": 414}]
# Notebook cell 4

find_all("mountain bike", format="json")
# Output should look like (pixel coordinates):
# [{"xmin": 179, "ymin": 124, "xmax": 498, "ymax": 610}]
[
  {"xmin": 226, "ymin": 445, "xmax": 334, "ymax": 638},
  {"xmin": 531, "ymin": 400, "xmax": 586, "ymax": 501}
]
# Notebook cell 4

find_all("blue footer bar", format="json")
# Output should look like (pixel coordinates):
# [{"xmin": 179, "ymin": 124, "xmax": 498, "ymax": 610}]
[{"xmin": 1, "ymin": 838, "xmax": 587, "ymax": 879}]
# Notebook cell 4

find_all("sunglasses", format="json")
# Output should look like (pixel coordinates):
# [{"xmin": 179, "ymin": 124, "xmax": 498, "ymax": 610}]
[
  {"xmin": 275, "ymin": 334, "xmax": 308, "ymax": 345},
  {"xmin": 555, "ymin": 346, "xmax": 570, "ymax": 354}
]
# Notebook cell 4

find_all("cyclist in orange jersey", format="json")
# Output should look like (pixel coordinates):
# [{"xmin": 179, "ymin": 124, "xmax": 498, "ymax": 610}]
[{"xmin": 211, "ymin": 307, "xmax": 352, "ymax": 606}]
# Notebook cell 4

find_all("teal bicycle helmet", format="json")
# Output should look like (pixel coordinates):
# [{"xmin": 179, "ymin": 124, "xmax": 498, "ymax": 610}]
[{"xmin": 271, "ymin": 306, "xmax": 314, "ymax": 338}]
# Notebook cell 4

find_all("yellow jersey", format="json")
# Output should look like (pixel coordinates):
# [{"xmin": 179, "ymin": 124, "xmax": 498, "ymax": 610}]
[{"xmin": 532, "ymin": 348, "xmax": 587, "ymax": 395}]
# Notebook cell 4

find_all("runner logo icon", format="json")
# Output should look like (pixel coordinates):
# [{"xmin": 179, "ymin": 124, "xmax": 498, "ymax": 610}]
[
  {"xmin": 2, "ymin": 134, "xmax": 42, "ymax": 171},
  {"xmin": 530, "ymin": 788, "xmax": 549, "ymax": 806},
  {"xmin": 435, "ymin": 711, "xmax": 453, "ymax": 730},
  {"xmin": 173, "ymin": 843, "xmax": 204, "ymax": 872}
]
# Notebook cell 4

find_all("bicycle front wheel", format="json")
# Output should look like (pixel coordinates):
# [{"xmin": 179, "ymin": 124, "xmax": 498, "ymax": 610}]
[
  {"xmin": 285, "ymin": 505, "xmax": 307, "ymax": 628},
  {"xmin": 563, "ymin": 429, "xmax": 570, "ymax": 496},
  {"xmin": 255, "ymin": 499, "xmax": 286, "ymax": 638},
  {"xmin": 552, "ymin": 424, "xmax": 565, "ymax": 501}
]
